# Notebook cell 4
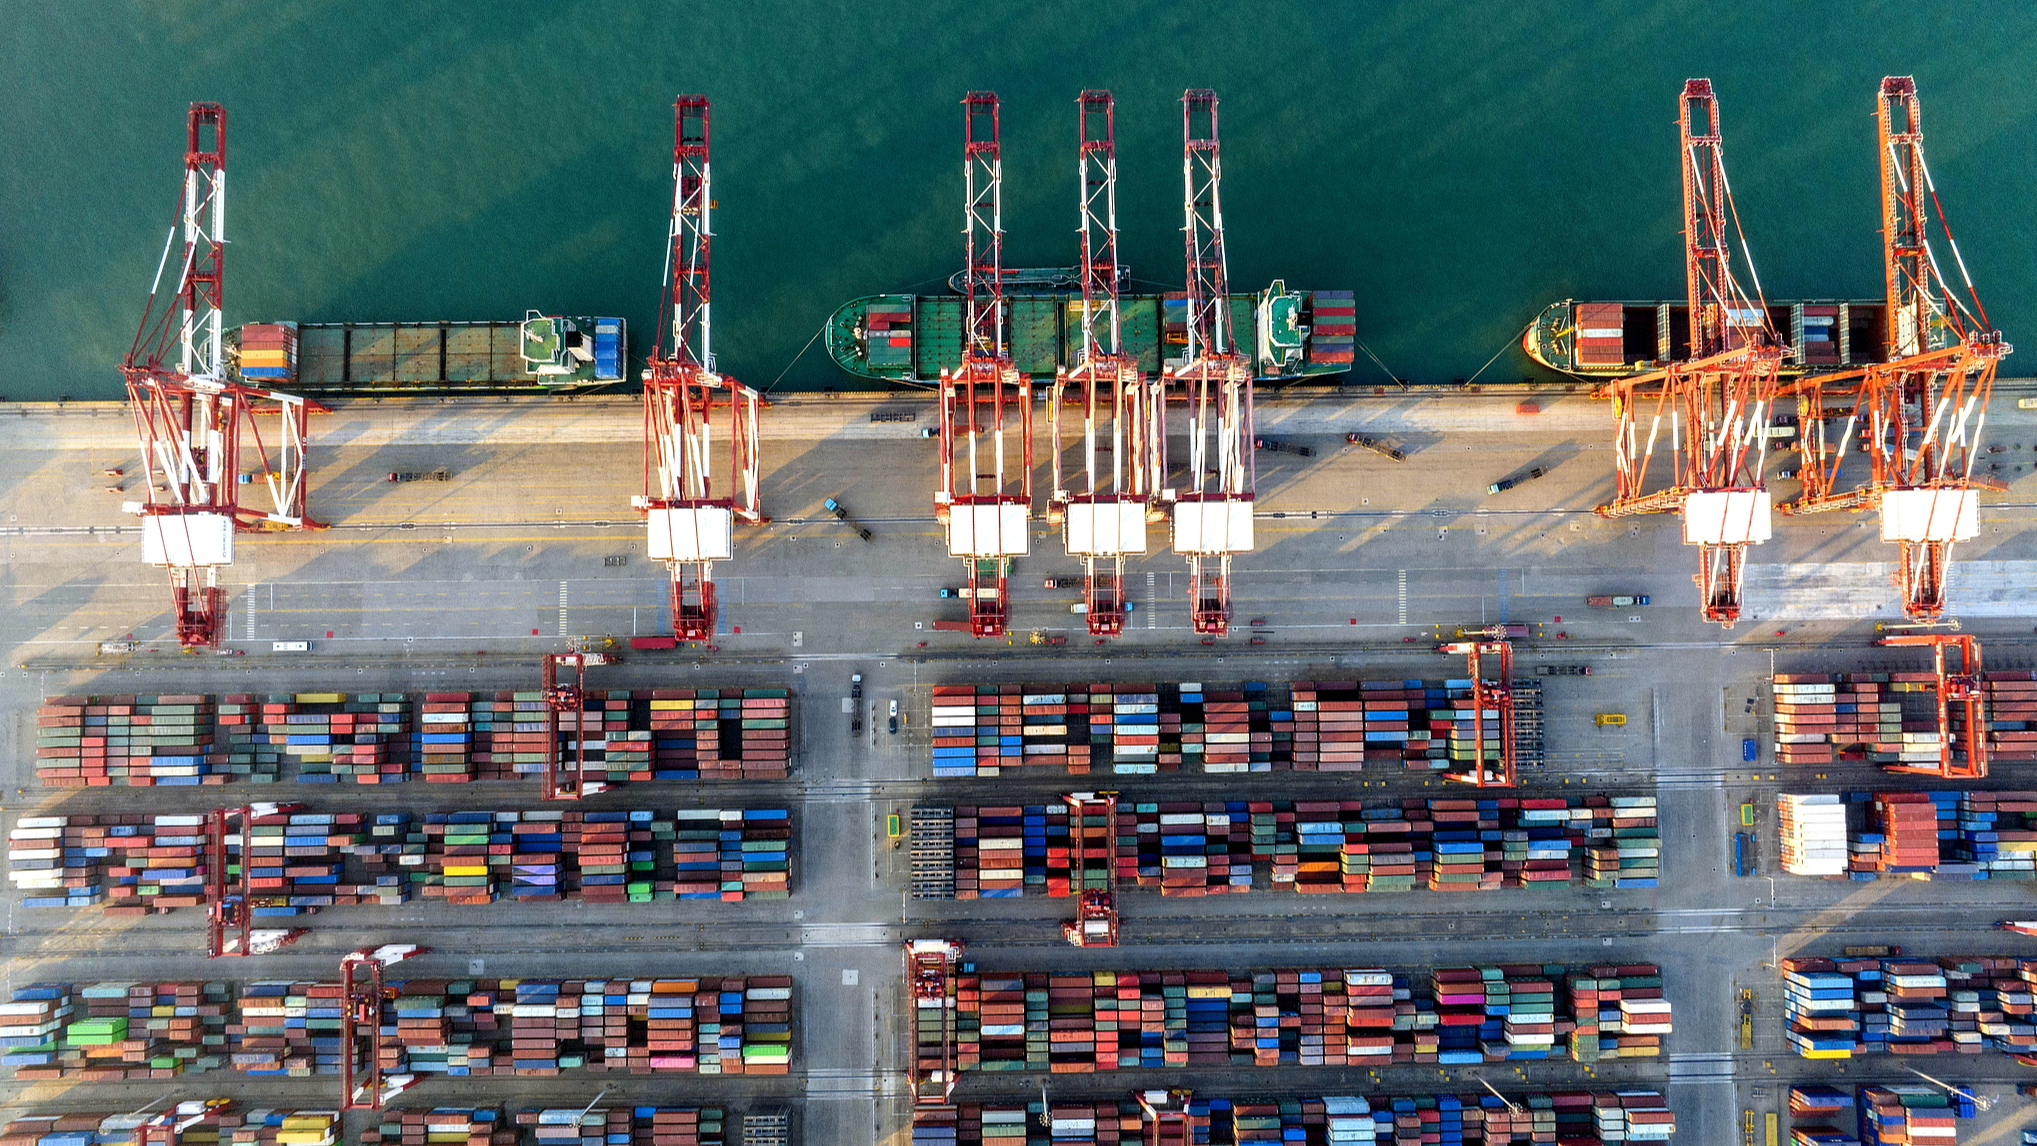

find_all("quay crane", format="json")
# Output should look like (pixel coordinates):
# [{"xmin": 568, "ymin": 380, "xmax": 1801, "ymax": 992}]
[
  {"xmin": 1169, "ymin": 90, "xmax": 1256, "ymax": 635},
  {"xmin": 1049, "ymin": 91, "xmax": 1165, "ymax": 637},
  {"xmin": 1062, "ymin": 791, "xmax": 1120, "ymax": 946},
  {"xmin": 1781, "ymin": 77, "xmax": 2009, "ymax": 621},
  {"xmin": 1594, "ymin": 80, "xmax": 1781, "ymax": 627},
  {"xmin": 1436, "ymin": 638, "xmax": 1517, "ymax": 787},
  {"xmin": 122, "ymin": 103, "xmax": 324, "ymax": 648},
  {"xmin": 634, "ymin": 95, "xmax": 765, "ymax": 643},
  {"xmin": 1877, "ymin": 633, "xmax": 1987, "ymax": 779},
  {"xmin": 340, "ymin": 943, "xmax": 427, "ymax": 1110},
  {"xmin": 935, "ymin": 93, "xmax": 1032, "ymax": 637},
  {"xmin": 906, "ymin": 938, "xmax": 965, "ymax": 1105}
]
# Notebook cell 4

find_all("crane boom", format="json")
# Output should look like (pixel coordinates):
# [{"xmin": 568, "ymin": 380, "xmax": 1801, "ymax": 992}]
[
  {"xmin": 1051, "ymin": 91, "xmax": 1161, "ymax": 636},
  {"xmin": 1168, "ymin": 90, "xmax": 1254, "ymax": 636},
  {"xmin": 637, "ymin": 95, "xmax": 764, "ymax": 643},
  {"xmin": 1595, "ymin": 80, "xmax": 1778, "ymax": 627},
  {"xmin": 1780, "ymin": 77, "xmax": 2008, "ymax": 621}
]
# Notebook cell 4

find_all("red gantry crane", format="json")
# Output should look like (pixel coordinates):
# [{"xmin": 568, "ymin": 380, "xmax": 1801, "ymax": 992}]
[
  {"xmin": 936, "ymin": 93, "xmax": 1032, "ymax": 638},
  {"xmin": 1169, "ymin": 90, "xmax": 1255, "ymax": 636},
  {"xmin": 1436, "ymin": 638, "xmax": 1517, "ymax": 787},
  {"xmin": 1138, "ymin": 1090, "xmax": 1206, "ymax": 1146},
  {"xmin": 1061, "ymin": 791, "xmax": 1120, "ymax": 946},
  {"xmin": 541, "ymin": 651, "xmax": 615, "ymax": 800},
  {"xmin": 905, "ymin": 938, "xmax": 965, "ymax": 1105},
  {"xmin": 205, "ymin": 802, "xmax": 309, "ymax": 958},
  {"xmin": 1049, "ymin": 91, "xmax": 1164, "ymax": 637},
  {"xmin": 122, "ymin": 103, "xmax": 324, "ymax": 649},
  {"xmin": 1781, "ymin": 77, "xmax": 2009, "ymax": 621},
  {"xmin": 635, "ymin": 95, "xmax": 765, "ymax": 644},
  {"xmin": 1595, "ymin": 80, "xmax": 1782, "ymax": 627},
  {"xmin": 340, "ymin": 942, "xmax": 427, "ymax": 1110},
  {"xmin": 1877, "ymin": 633, "xmax": 1987, "ymax": 779}
]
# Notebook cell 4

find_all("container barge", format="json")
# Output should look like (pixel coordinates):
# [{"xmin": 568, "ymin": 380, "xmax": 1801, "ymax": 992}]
[
  {"xmin": 908, "ymin": 793, "xmax": 1658, "ymax": 899},
  {"xmin": 931, "ymin": 961, "xmax": 1669, "ymax": 1074},
  {"xmin": 826, "ymin": 280, "xmax": 1354, "ymax": 383},
  {"xmin": 1776, "ymin": 789, "xmax": 2037, "ymax": 880},
  {"xmin": 0, "ymin": 975, "xmax": 792, "ymax": 1081},
  {"xmin": 1781, "ymin": 953, "xmax": 2037, "ymax": 1061},
  {"xmin": 32, "ymin": 686, "xmax": 792, "ymax": 786},
  {"xmin": 8, "ymin": 806, "xmax": 792, "ymax": 911},
  {"xmin": 1524, "ymin": 298, "xmax": 1886, "ymax": 377},
  {"xmin": 912, "ymin": 1091, "xmax": 1675, "ymax": 1144},
  {"xmin": 927, "ymin": 678, "xmax": 1545, "ymax": 778},
  {"xmin": 230, "ymin": 311, "xmax": 626, "ymax": 394}
]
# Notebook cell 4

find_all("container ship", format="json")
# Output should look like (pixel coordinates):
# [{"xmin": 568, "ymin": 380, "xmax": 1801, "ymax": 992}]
[
  {"xmin": 232, "ymin": 310, "xmax": 626, "ymax": 394},
  {"xmin": 825, "ymin": 274, "xmax": 1355, "ymax": 383},
  {"xmin": 1524, "ymin": 298, "xmax": 1888, "ymax": 377}
]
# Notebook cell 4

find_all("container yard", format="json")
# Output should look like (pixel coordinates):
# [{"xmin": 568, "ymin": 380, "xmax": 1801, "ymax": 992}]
[{"xmin": 7, "ymin": 74, "xmax": 2037, "ymax": 1146}]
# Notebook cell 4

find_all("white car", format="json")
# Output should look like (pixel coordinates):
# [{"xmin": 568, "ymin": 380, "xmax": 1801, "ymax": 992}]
[{"xmin": 888, "ymin": 699, "xmax": 899, "ymax": 718}]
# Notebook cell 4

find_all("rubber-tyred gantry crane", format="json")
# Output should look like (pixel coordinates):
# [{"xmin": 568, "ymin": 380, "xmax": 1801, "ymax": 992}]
[
  {"xmin": 1050, "ymin": 92, "xmax": 1164, "ymax": 637},
  {"xmin": 541, "ymin": 651, "xmax": 615, "ymax": 799},
  {"xmin": 340, "ymin": 943, "xmax": 427, "ymax": 1110},
  {"xmin": 1781, "ymin": 77, "xmax": 2010, "ymax": 621},
  {"xmin": 1062, "ymin": 791, "xmax": 1120, "ymax": 946},
  {"xmin": 1436, "ymin": 638, "xmax": 1516, "ymax": 787},
  {"xmin": 1594, "ymin": 80, "xmax": 1781, "ymax": 628},
  {"xmin": 122, "ymin": 103, "xmax": 325, "ymax": 648},
  {"xmin": 1138, "ymin": 1089, "xmax": 1207, "ymax": 1146},
  {"xmin": 1169, "ymin": 90, "xmax": 1255, "ymax": 636},
  {"xmin": 635, "ymin": 95, "xmax": 765, "ymax": 644},
  {"xmin": 905, "ymin": 938, "xmax": 964, "ymax": 1105},
  {"xmin": 205, "ymin": 802, "xmax": 308, "ymax": 958},
  {"xmin": 936, "ymin": 93, "xmax": 1032, "ymax": 638},
  {"xmin": 1877, "ymin": 633, "xmax": 1987, "ymax": 779}
]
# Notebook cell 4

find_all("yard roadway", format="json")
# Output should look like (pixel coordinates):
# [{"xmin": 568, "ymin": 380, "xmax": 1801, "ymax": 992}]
[{"xmin": 1, "ymin": 388, "xmax": 2035, "ymax": 1144}]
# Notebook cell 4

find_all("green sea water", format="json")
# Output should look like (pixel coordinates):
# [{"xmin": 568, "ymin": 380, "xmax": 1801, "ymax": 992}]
[{"xmin": 3, "ymin": 1, "xmax": 2033, "ymax": 400}]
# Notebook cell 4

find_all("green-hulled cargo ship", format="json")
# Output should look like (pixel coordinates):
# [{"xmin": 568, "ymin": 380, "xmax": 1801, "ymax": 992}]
[
  {"xmin": 229, "ymin": 311, "xmax": 626, "ymax": 394},
  {"xmin": 825, "ymin": 275, "xmax": 1354, "ymax": 383}
]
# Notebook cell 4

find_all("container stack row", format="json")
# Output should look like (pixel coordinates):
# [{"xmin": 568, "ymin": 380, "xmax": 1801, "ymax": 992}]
[
  {"xmin": 8, "ymin": 807, "xmax": 794, "ymax": 917},
  {"xmin": 1767, "ymin": 672, "xmax": 2023, "ymax": 770},
  {"xmin": 1306, "ymin": 290, "xmax": 1358, "ymax": 369},
  {"xmin": 31, "ymin": 689, "xmax": 794, "ymax": 787},
  {"xmin": 1789, "ymin": 1084, "xmax": 1979, "ymax": 1146},
  {"xmin": 8, "ymin": 813, "xmax": 208, "ymax": 911},
  {"xmin": 930, "ymin": 682, "xmax": 1292, "ymax": 777},
  {"xmin": 917, "ymin": 795, "xmax": 1659, "ymax": 899},
  {"xmin": 912, "ymin": 1090, "xmax": 1674, "ymax": 1145},
  {"xmin": 0, "ymin": 1107, "xmax": 341, "ymax": 1146},
  {"xmin": 0, "ymin": 982, "xmax": 229, "ymax": 1081},
  {"xmin": 33, "ymin": 695, "xmax": 218, "ymax": 786},
  {"xmin": 1773, "ymin": 791, "xmax": 2037, "ymax": 880},
  {"xmin": 1291, "ymin": 679, "xmax": 1500, "ymax": 772},
  {"xmin": 950, "ymin": 963, "xmax": 1668, "ymax": 1074},
  {"xmin": 1, "ymin": 977, "xmax": 793, "ymax": 1082},
  {"xmin": 513, "ymin": 1107, "xmax": 726, "ymax": 1146},
  {"xmin": 1782, "ymin": 954, "xmax": 2037, "ymax": 1059}
]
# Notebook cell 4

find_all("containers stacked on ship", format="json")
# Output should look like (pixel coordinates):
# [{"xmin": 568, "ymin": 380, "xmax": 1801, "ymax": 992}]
[
  {"xmin": 1779, "ymin": 794, "xmax": 1849, "ymax": 875},
  {"xmin": 32, "ymin": 694, "xmax": 218, "ymax": 786},
  {"xmin": 287, "ymin": 316, "xmax": 625, "ymax": 393},
  {"xmin": 1304, "ymin": 290, "xmax": 1356, "ymax": 370},
  {"xmin": 1572, "ymin": 302, "xmax": 1628, "ymax": 369},
  {"xmin": 238, "ymin": 323, "xmax": 298, "ymax": 382}
]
